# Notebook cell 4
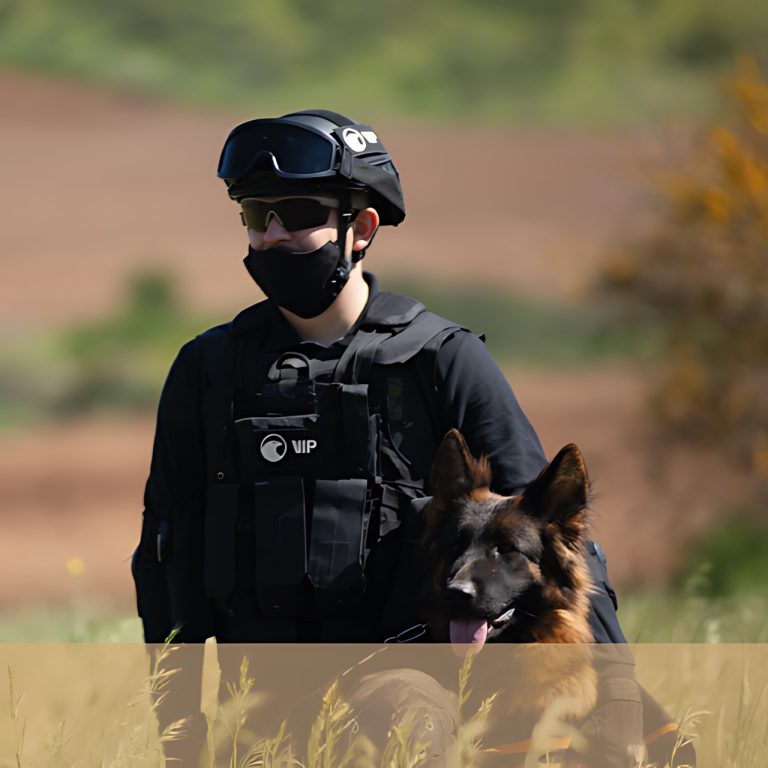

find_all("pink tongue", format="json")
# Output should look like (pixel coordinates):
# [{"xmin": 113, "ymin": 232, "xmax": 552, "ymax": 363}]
[{"xmin": 449, "ymin": 619, "xmax": 488, "ymax": 649}]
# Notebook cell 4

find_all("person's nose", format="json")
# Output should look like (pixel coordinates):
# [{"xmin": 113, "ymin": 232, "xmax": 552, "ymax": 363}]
[{"xmin": 263, "ymin": 213, "xmax": 291, "ymax": 247}]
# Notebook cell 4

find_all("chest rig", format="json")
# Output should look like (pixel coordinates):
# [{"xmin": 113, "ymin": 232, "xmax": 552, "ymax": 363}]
[{"xmin": 199, "ymin": 292, "xmax": 461, "ymax": 620}]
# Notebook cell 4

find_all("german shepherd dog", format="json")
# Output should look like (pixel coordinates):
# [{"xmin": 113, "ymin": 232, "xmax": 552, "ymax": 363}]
[
  {"xmin": 422, "ymin": 429, "xmax": 602, "ymax": 765},
  {"xmin": 424, "ymin": 428, "xmax": 595, "ymax": 651},
  {"xmin": 419, "ymin": 429, "xmax": 695, "ymax": 768}
]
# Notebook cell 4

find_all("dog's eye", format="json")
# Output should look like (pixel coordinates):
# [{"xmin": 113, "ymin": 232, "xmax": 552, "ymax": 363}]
[{"xmin": 496, "ymin": 542, "xmax": 517, "ymax": 556}]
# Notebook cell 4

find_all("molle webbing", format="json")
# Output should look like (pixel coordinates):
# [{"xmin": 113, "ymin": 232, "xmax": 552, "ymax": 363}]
[{"xmin": 198, "ymin": 292, "xmax": 467, "ymax": 607}]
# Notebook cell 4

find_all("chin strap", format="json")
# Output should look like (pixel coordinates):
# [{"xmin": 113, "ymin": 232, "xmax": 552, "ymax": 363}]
[{"xmin": 326, "ymin": 189, "xmax": 354, "ymax": 299}]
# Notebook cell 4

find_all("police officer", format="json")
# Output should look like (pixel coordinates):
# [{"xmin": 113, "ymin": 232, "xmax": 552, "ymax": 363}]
[{"xmin": 132, "ymin": 110, "xmax": 646, "ymax": 766}]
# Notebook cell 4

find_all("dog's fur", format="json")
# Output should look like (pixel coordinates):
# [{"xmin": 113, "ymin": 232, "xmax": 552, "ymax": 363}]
[
  {"xmin": 423, "ymin": 428, "xmax": 598, "ymax": 720},
  {"xmin": 334, "ymin": 431, "xmax": 689, "ymax": 766}
]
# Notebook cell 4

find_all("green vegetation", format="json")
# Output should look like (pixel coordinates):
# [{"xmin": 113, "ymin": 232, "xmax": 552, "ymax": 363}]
[
  {"xmin": 54, "ymin": 269, "xmax": 210, "ymax": 413},
  {"xmin": 388, "ymin": 276, "xmax": 662, "ymax": 366},
  {"xmin": 0, "ymin": 268, "xmax": 215, "ymax": 428},
  {"xmin": 0, "ymin": 268, "xmax": 662, "ymax": 430},
  {"xmin": 2, "ymin": 588, "xmax": 766, "ymax": 643},
  {"xmin": 0, "ymin": 602, "xmax": 143, "ymax": 642},
  {"xmin": 1, "ymin": 0, "xmax": 768, "ymax": 123},
  {"xmin": 619, "ymin": 591, "xmax": 768, "ymax": 644},
  {"xmin": 675, "ymin": 517, "xmax": 768, "ymax": 600}
]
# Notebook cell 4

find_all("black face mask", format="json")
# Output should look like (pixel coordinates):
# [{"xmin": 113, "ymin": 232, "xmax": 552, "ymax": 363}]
[{"xmin": 243, "ymin": 241, "xmax": 350, "ymax": 319}]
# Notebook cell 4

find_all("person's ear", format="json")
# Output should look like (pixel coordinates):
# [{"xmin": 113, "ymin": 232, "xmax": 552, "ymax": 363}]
[{"xmin": 351, "ymin": 208, "xmax": 380, "ymax": 253}]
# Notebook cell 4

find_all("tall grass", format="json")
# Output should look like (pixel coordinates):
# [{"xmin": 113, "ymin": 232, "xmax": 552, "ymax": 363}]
[{"xmin": 2, "ymin": 642, "xmax": 766, "ymax": 767}]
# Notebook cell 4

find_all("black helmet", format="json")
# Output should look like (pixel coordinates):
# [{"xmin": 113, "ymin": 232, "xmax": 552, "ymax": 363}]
[{"xmin": 217, "ymin": 109, "xmax": 405, "ymax": 226}]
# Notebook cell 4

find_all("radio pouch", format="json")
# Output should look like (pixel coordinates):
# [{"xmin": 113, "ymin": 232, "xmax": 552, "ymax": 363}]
[{"xmin": 308, "ymin": 478, "xmax": 369, "ymax": 592}]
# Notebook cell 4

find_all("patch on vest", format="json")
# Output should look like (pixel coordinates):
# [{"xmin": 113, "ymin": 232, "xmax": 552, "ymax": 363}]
[
  {"xmin": 259, "ymin": 433, "xmax": 319, "ymax": 463},
  {"xmin": 260, "ymin": 433, "xmax": 288, "ymax": 463}
]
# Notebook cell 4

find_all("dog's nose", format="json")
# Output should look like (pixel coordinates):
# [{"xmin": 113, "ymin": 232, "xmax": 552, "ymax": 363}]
[{"xmin": 445, "ymin": 579, "xmax": 476, "ymax": 601}]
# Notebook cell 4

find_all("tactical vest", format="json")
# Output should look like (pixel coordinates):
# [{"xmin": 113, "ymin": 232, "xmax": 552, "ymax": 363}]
[{"xmin": 198, "ymin": 292, "xmax": 462, "ymax": 623}]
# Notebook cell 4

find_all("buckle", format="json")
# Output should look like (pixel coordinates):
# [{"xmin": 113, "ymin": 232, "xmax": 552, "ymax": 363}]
[{"xmin": 385, "ymin": 623, "xmax": 428, "ymax": 644}]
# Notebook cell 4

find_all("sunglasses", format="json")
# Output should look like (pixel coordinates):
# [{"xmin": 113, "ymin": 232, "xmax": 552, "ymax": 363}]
[{"xmin": 239, "ymin": 196, "xmax": 338, "ymax": 232}]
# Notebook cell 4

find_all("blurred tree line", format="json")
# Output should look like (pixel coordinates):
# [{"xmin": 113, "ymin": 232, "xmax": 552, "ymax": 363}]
[
  {"xmin": 0, "ymin": 267, "xmax": 657, "ymax": 429},
  {"xmin": 1, "ymin": 0, "xmax": 767, "ymax": 122},
  {"xmin": 0, "ymin": 270, "xmax": 211, "ymax": 426},
  {"xmin": 601, "ymin": 57, "xmax": 768, "ymax": 499}
]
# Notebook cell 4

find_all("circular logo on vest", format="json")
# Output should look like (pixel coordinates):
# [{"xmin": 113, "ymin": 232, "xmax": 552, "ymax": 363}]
[
  {"xmin": 342, "ymin": 128, "xmax": 367, "ymax": 152},
  {"xmin": 260, "ymin": 433, "xmax": 288, "ymax": 463}
]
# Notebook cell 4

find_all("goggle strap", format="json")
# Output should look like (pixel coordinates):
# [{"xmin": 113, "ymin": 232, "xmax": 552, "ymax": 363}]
[{"xmin": 339, "ymin": 146, "xmax": 354, "ymax": 180}]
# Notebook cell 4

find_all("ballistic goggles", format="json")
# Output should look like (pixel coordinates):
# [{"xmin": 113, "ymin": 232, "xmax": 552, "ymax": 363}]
[
  {"xmin": 217, "ymin": 117, "xmax": 388, "ymax": 180},
  {"xmin": 218, "ymin": 119, "xmax": 344, "ymax": 181},
  {"xmin": 239, "ymin": 195, "xmax": 338, "ymax": 232}
]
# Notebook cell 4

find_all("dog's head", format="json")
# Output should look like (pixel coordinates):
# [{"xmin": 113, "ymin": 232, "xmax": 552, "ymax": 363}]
[{"xmin": 423, "ymin": 429, "xmax": 592, "ymax": 648}]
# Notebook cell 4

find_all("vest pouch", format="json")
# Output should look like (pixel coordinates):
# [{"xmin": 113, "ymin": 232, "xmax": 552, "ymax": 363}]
[
  {"xmin": 252, "ymin": 478, "xmax": 306, "ymax": 585},
  {"xmin": 308, "ymin": 479, "xmax": 369, "ymax": 596},
  {"xmin": 204, "ymin": 483, "xmax": 240, "ymax": 598},
  {"xmin": 235, "ymin": 413, "xmax": 330, "ymax": 480},
  {"xmin": 252, "ymin": 477, "xmax": 310, "ymax": 617},
  {"xmin": 379, "ymin": 494, "xmax": 431, "ymax": 640}
]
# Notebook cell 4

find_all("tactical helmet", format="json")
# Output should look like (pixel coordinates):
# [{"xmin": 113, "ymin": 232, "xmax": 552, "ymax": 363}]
[{"xmin": 217, "ymin": 109, "xmax": 406, "ymax": 227}]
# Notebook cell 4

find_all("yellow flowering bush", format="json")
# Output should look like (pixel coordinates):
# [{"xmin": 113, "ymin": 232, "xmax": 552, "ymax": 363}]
[{"xmin": 602, "ymin": 57, "xmax": 768, "ymax": 480}]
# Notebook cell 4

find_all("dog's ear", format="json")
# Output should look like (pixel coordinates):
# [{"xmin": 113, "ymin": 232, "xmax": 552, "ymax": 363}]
[
  {"xmin": 521, "ymin": 444, "xmax": 589, "ymax": 527},
  {"xmin": 430, "ymin": 429, "xmax": 491, "ymax": 500}
]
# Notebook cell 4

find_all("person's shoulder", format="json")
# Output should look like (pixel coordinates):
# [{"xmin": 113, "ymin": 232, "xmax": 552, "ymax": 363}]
[
  {"xmin": 176, "ymin": 300, "xmax": 271, "ymax": 365},
  {"xmin": 432, "ymin": 327, "xmax": 487, "ymax": 368},
  {"xmin": 191, "ymin": 300, "xmax": 271, "ymax": 346}
]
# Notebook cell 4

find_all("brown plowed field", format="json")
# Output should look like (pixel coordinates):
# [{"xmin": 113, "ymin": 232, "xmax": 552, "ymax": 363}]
[
  {"xmin": 0, "ymin": 370, "xmax": 746, "ymax": 608},
  {"xmin": 0, "ymin": 71, "xmax": 739, "ymax": 609},
  {"xmin": 0, "ymin": 70, "xmax": 658, "ymax": 330}
]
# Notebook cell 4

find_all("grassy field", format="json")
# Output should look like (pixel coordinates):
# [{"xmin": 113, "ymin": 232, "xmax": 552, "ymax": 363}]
[
  {"xmin": 1, "ymin": 589, "xmax": 766, "ymax": 766},
  {"xmin": 0, "ymin": 602, "xmax": 766, "ymax": 767}
]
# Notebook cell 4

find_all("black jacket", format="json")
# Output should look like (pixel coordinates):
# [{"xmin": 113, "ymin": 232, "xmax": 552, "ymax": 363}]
[{"xmin": 133, "ymin": 273, "xmax": 624, "ymax": 645}]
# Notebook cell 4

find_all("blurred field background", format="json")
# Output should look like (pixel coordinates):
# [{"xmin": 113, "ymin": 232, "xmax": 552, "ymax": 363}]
[{"xmin": 1, "ymin": 0, "xmax": 768, "ymax": 644}]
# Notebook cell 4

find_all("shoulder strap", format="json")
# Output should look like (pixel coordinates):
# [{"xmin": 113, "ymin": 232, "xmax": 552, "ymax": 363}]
[
  {"xmin": 333, "ymin": 328, "xmax": 392, "ymax": 384},
  {"xmin": 333, "ymin": 292, "xmax": 464, "ymax": 384},
  {"xmin": 361, "ymin": 291, "xmax": 425, "ymax": 328},
  {"xmin": 333, "ymin": 291, "xmax": 424, "ymax": 384},
  {"xmin": 197, "ymin": 324, "xmax": 238, "ymax": 481},
  {"xmin": 373, "ymin": 311, "xmax": 462, "ymax": 366},
  {"xmin": 336, "ymin": 294, "xmax": 468, "ymax": 384}
]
